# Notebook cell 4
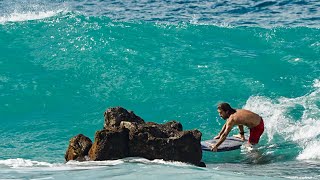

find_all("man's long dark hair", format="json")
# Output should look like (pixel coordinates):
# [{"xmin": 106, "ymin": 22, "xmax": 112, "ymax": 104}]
[{"xmin": 217, "ymin": 102, "xmax": 236, "ymax": 114}]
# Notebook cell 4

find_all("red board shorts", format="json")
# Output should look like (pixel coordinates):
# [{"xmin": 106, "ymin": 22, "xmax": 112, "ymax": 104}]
[{"xmin": 249, "ymin": 118, "xmax": 264, "ymax": 144}]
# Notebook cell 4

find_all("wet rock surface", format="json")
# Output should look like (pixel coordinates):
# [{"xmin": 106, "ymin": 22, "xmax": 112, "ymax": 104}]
[{"xmin": 65, "ymin": 107, "xmax": 205, "ymax": 167}]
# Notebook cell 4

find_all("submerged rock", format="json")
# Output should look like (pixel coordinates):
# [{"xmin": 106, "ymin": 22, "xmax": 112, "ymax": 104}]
[{"xmin": 65, "ymin": 107, "xmax": 205, "ymax": 166}]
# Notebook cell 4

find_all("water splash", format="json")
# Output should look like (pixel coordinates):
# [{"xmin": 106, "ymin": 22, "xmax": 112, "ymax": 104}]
[{"xmin": 244, "ymin": 79, "xmax": 320, "ymax": 160}]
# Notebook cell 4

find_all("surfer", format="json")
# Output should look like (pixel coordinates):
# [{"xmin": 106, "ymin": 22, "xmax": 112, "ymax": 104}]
[{"xmin": 210, "ymin": 102, "xmax": 264, "ymax": 151}]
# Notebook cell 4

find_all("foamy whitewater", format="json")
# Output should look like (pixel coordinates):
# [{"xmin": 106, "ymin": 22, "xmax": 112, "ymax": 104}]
[{"xmin": 1, "ymin": 0, "xmax": 320, "ymax": 179}]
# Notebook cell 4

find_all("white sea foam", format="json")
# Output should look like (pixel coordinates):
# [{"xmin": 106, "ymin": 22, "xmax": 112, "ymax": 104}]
[
  {"xmin": 126, "ymin": 157, "xmax": 191, "ymax": 167},
  {"xmin": 0, "ymin": 157, "xmax": 189, "ymax": 171},
  {"xmin": 0, "ymin": 10, "xmax": 64, "ymax": 24},
  {"xmin": 313, "ymin": 79, "xmax": 320, "ymax": 88},
  {"xmin": 0, "ymin": 158, "xmax": 124, "ymax": 171},
  {"xmin": 284, "ymin": 176, "xmax": 314, "ymax": 179},
  {"xmin": 0, "ymin": 158, "xmax": 53, "ymax": 168},
  {"xmin": 244, "ymin": 80, "xmax": 320, "ymax": 160},
  {"xmin": 297, "ymin": 141, "xmax": 320, "ymax": 160},
  {"xmin": 66, "ymin": 159, "xmax": 124, "ymax": 166}
]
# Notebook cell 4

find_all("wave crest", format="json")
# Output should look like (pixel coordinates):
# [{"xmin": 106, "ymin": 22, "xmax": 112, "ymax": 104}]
[{"xmin": 0, "ymin": 10, "xmax": 65, "ymax": 24}]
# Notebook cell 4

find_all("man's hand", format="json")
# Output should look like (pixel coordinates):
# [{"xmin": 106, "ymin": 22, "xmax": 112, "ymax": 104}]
[
  {"xmin": 233, "ymin": 134, "xmax": 245, "ymax": 141},
  {"xmin": 208, "ymin": 143, "xmax": 218, "ymax": 152},
  {"xmin": 209, "ymin": 144, "xmax": 218, "ymax": 152},
  {"xmin": 213, "ymin": 135, "xmax": 220, "ymax": 139}
]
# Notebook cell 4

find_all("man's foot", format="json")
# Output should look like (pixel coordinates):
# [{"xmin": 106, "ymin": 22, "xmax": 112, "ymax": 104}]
[{"xmin": 245, "ymin": 142, "xmax": 253, "ymax": 147}]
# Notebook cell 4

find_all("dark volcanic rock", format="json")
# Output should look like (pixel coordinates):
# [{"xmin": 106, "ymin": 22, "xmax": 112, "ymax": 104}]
[
  {"xmin": 66, "ymin": 107, "xmax": 204, "ymax": 166},
  {"xmin": 89, "ymin": 127, "xmax": 129, "ymax": 161},
  {"xmin": 65, "ymin": 134, "xmax": 92, "ymax": 161},
  {"xmin": 104, "ymin": 107, "xmax": 145, "ymax": 129},
  {"xmin": 128, "ymin": 122, "xmax": 202, "ymax": 165}
]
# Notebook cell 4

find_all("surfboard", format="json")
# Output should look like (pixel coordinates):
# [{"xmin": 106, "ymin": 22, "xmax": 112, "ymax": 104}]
[{"xmin": 201, "ymin": 136, "xmax": 245, "ymax": 152}]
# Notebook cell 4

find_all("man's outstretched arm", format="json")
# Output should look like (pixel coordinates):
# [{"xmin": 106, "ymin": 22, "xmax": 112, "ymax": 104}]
[
  {"xmin": 210, "ymin": 120, "xmax": 234, "ymax": 151},
  {"xmin": 214, "ymin": 123, "xmax": 226, "ymax": 139}
]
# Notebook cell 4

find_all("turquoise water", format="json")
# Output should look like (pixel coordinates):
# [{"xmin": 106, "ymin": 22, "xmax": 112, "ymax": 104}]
[{"xmin": 1, "ymin": 1, "xmax": 320, "ymax": 179}]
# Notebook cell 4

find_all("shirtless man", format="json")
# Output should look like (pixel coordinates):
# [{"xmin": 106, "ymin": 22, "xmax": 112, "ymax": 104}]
[{"xmin": 210, "ymin": 102, "xmax": 264, "ymax": 151}]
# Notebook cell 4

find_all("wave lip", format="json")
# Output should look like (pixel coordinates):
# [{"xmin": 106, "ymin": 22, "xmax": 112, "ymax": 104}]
[{"xmin": 0, "ymin": 10, "xmax": 64, "ymax": 24}]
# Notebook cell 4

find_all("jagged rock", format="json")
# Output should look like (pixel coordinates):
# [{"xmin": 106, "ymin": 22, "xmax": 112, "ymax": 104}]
[
  {"xmin": 199, "ymin": 161, "xmax": 206, "ymax": 167},
  {"xmin": 128, "ymin": 122, "xmax": 202, "ymax": 165},
  {"xmin": 66, "ymin": 107, "xmax": 205, "ymax": 166},
  {"xmin": 89, "ymin": 127, "xmax": 129, "ymax": 160},
  {"xmin": 104, "ymin": 107, "xmax": 145, "ymax": 129},
  {"xmin": 64, "ymin": 134, "xmax": 92, "ymax": 161}
]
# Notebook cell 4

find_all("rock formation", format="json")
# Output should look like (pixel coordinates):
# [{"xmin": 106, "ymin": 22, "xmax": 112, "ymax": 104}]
[
  {"xmin": 65, "ymin": 134, "xmax": 92, "ymax": 161},
  {"xmin": 65, "ymin": 107, "xmax": 205, "ymax": 167}
]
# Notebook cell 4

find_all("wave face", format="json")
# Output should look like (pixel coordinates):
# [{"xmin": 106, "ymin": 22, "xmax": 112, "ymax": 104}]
[
  {"xmin": 1, "ymin": 0, "xmax": 320, "ymax": 27},
  {"xmin": 1, "ymin": 0, "xmax": 320, "ymax": 179}
]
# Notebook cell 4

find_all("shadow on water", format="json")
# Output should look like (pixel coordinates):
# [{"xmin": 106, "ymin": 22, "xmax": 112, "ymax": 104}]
[
  {"xmin": 203, "ymin": 140, "xmax": 300, "ymax": 165},
  {"xmin": 204, "ymin": 141, "xmax": 320, "ymax": 179},
  {"xmin": 241, "ymin": 147, "xmax": 272, "ymax": 164},
  {"xmin": 240, "ymin": 141, "xmax": 300, "ymax": 165}
]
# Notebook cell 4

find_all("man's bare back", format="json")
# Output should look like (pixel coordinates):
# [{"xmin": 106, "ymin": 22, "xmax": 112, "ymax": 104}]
[{"xmin": 229, "ymin": 109, "xmax": 262, "ymax": 129}]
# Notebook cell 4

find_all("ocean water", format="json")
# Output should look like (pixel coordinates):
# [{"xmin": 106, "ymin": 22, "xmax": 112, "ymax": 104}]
[{"xmin": 1, "ymin": 0, "xmax": 320, "ymax": 179}]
